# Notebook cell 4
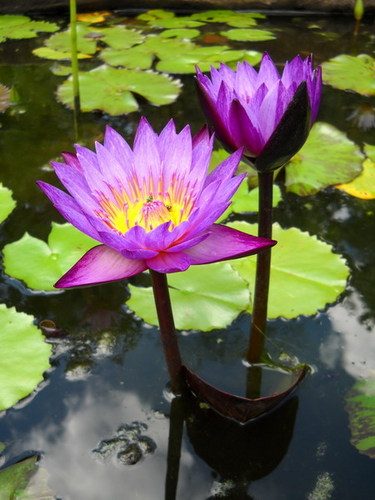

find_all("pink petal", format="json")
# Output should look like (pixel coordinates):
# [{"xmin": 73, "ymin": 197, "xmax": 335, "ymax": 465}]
[
  {"xmin": 146, "ymin": 251, "xmax": 192, "ymax": 273},
  {"xmin": 55, "ymin": 245, "xmax": 147, "ymax": 288},
  {"xmin": 183, "ymin": 224, "xmax": 276, "ymax": 264}
]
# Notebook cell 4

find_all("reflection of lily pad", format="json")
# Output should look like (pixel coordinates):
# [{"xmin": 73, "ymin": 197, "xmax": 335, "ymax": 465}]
[
  {"xmin": 127, "ymin": 262, "xmax": 250, "ymax": 331},
  {"xmin": 229, "ymin": 221, "xmax": 349, "ymax": 319},
  {"xmin": 0, "ymin": 14, "xmax": 58, "ymax": 43},
  {"xmin": 190, "ymin": 10, "xmax": 265, "ymax": 27},
  {"xmin": 222, "ymin": 28, "xmax": 276, "ymax": 42},
  {"xmin": 0, "ymin": 183, "xmax": 16, "ymax": 223},
  {"xmin": 3, "ymin": 222, "xmax": 96, "ymax": 291},
  {"xmin": 0, "ymin": 305, "xmax": 51, "ymax": 410},
  {"xmin": 57, "ymin": 65, "xmax": 181, "ymax": 115},
  {"xmin": 285, "ymin": 122, "xmax": 363, "ymax": 196},
  {"xmin": 322, "ymin": 54, "xmax": 375, "ymax": 96},
  {"xmin": 346, "ymin": 376, "xmax": 375, "ymax": 458},
  {"xmin": 336, "ymin": 144, "xmax": 375, "ymax": 199}
]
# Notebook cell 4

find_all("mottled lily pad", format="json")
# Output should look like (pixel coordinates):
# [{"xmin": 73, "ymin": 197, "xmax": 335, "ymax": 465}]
[
  {"xmin": 222, "ymin": 28, "xmax": 276, "ymax": 42},
  {"xmin": 322, "ymin": 54, "xmax": 375, "ymax": 96},
  {"xmin": 285, "ymin": 122, "xmax": 363, "ymax": 196},
  {"xmin": 0, "ymin": 305, "xmax": 51, "ymax": 410},
  {"xmin": 3, "ymin": 222, "xmax": 96, "ymax": 291},
  {"xmin": 0, "ymin": 183, "xmax": 16, "ymax": 223},
  {"xmin": 336, "ymin": 143, "xmax": 375, "ymax": 199},
  {"xmin": 229, "ymin": 221, "xmax": 349, "ymax": 319},
  {"xmin": 0, "ymin": 14, "xmax": 59, "ymax": 43},
  {"xmin": 346, "ymin": 376, "xmax": 375, "ymax": 458},
  {"xmin": 57, "ymin": 65, "xmax": 182, "ymax": 115},
  {"xmin": 127, "ymin": 262, "xmax": 250, "ymax": 331}
]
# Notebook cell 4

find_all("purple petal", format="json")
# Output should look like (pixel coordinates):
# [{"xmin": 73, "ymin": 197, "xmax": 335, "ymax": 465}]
[
  {"xmin": 146, "ymin": 251, "xmax": 192, "ymax": 273},
  {"xmin": 55, "ymin": 245, "xmax": 147, "ymax": 288},
  {"xmin": 61, "ymin": 152, "xmax": 82, "ymax": 172},
  {"xmin": 184, "ymin": 224, "xmax": 276, "ymax": 264},
  {"xmin": 103, "ymin": 125, "xmax": 134, "ymax": 167}
]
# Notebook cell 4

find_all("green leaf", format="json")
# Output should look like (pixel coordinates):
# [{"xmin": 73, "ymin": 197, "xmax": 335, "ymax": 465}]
[
  {"xmin": 136, "ymin": 9, "xmax": 175, "ymax": 21},
  {"xmin": 285, "ymin": 122, "xmax": 364, "ymax": 196},
  {"xmin": 0, "ymin": 456, "xmax": 38, "ymax": 498},
  {"xmin": 222, "ymin": 28, "xmax": 276, "ymax": 42},
  {"xmin": 57, "ymin": 65, "xmax": 182, "ymax": 115},
  {"xmin": 127, "ymin": 262, "xmax": 250, "ymax": 331},
  {"xmin": 346, "ymin": 376, "xmax": 375, "ymax": 458},
  {"xmin": 0, "ymin": 183, "xmax": 16, "ymax": 224},
  {"xmin": 32, "ymin": 47, "xmax": 92, "ymax": 60},
  {"xmin": 160, "ymin": 28, "xmax": 200, "ymax": 39},
  {"xmin": 99, "ymin": 26, "xmax": 144, "ymax": 49},
  {"xmin": 231, "ymin": 180, "xmax": 282, "ymax": 214},
  {"xmin": 0, "ymin": 15, "xmax": 59, "ymax": 43},
  {"xmin": 190, "ymin": 10, "xmax": 265, "ymax": 27},
  {"xmin": 100, "ymin": 46, "xmax": 153, "ymax": 69},
  {"xmin": 148, "ymin": 17, "xmax": 204, "ymax": 29},
  {"xmin": 3, "ymin": 222, "xmax": 96, "ymax": 291},
  {"xmin": 322, "ymin": 54, "xmax": 375, "ymax": 96},
  {"xmin": 336, "ymin": 157, "xmax": 375, "ymax": 199},
  {"xmin": 229, "ymin": 221, "xmax": 349, "ymax": 319},
  {"xmin": 0, "ymin": 305, "xmax": 51, "ymax": 410}
]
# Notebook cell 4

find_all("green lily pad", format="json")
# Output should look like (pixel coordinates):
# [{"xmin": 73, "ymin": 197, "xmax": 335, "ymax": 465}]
[
  {"xmin": 99, "ymin": 26, "xmax": 144, "ymax": 49},
  {"xmin": 0, "ymin": 15, "xmax": 59, "ymax": 43},
  {"xmin": 127, "ymin": 262, "xmax": 250, "ymax": 331},
  {"xmin": 33, "ymin": 23, "xmax": 97, "ymax": 58},
  {"xmin": 285, "ymin": 122, "xmax": 364, "ymax": 196},
  {"xmin": 100, "ymin": 45, "xmax": 153, "ymax": 69},
  {"xmin": 0, "ymin": 305, "xmax": 52, "ymax": 410},
  {"xmin": 336, "ymin": 143, "xmax": 375, "ymax": 199},
  {"xmin": 222, "ymin": 28, "xmax": 276, "ymax": 42},
  {"xmin": 3, "ymin": 222, "xmax": 96, "ymax": 291},
  {"xmin": 0, "ymin": 183, "xmax": 16, "ymax": 224},
  {"xmin": 160, "ymin": 28, "xmax": 200, "ymax": 39},
  {"xmin": 229, "ymin": 221, "xmax": 349, "ymax": 319},
  {"xmin": 147, "ymin": 17, "xmax": 204, "ymax": 29},
  {"xmin": 322, "ymin": 54, "xmax": 375, "ymax": 96},
  {"xmin": 136, "ymin": 9, "xmax": 175, "ymax": 21},
  {"xmin": 57, "ymin": 65, "xmax": 182, "ymax": 115},
  {"xmin": 346, "ymin": 376, "xmax": 375, "ymax": 458},
  {"xmin": 32, "ymin": 47, "xmax": 93, "ymax": 60},
  {"xmin": 232, "ymin": 180, "xmax": 282, "ymax": 214},
  {"xmin": 0, "ymin": 456, "xmax": 38, "ymax": 498},
  {"xmin": 190, "ymin": 10, "xmax": 265, "ymax": 27}
]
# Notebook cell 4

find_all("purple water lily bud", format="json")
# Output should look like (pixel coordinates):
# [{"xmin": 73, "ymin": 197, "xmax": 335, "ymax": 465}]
[
  {"xmin": 37, "ymin": 118, "xmax": 275, "ymax": 288},
  {"xmin": 196, "ymin": 53, "xmax": 322, "ymax": 172}
]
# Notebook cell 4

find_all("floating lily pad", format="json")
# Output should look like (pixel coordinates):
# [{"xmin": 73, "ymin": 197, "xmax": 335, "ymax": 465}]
[
  {"xmin": 100, "ymin": 45, "xmax": 153, "ymax": 69},
  {"xmin": 222, "ymin": 28, "xmax": 276, "ymax": 42},
  {"xmin": 148, "ymin": 16, "xmax": 204, "ymax": 29},
  {"xmin": 3, "ymin": 222, "xmax": 96, "ymax": 291},
  {"xmin": 346, "ymin": 376, "xmax": 375, "ymax": 458},
  {"xmin": 0, "ymin": 455, "xmax": 38, "ymax": 498},
  {"xmin": 322, "ymin": 54, "xmax": 375, "ymax": 96},
  {"xmin": 127, "ymin": 262, "xmax": 250, "ymax": 331},
  {"xmin": 0, "ymin": 15, "xmax": 59, "ymax": 43},
  {"xmin": 336, "ymin": 143, "xmax": 375, "ymax": 199},
  {"xmin": 136, "ymin": 9, "xmax": 175, "ymax": 22},
  {"xmin": 285, "ymin": 122, "xmax": 363, "ymax": 196},
  {"xmin": 0, "ymin": 305, "xmax": 52, "ymax": 410},
  {"xmin": 229, "ymin": 221, "xmax": 349, "ymax": 319},
  {"xmin": 57, "ymin": 65, "xmax": 182, "ymax": 115},
  {"xmin": 231, "ymin": 180, "xmax": 282, "ymax": 214},
  {"xmin": 160, "ymin": 28, "xmax": 200, "ymax": 39},
  {"xmin": 99, "ymin": 26, "xmax": 144, "ymax": 49},
  {"xmin": 190, "ymin": 10, "xmax": 265, "ymax": 27},
  {"xmin": 0, "ymin": 183, "xmax": 16, "ymax": 223},
  {"xmin": 76, "ymin": 11, "xmax": 112, "ymax": 24}
]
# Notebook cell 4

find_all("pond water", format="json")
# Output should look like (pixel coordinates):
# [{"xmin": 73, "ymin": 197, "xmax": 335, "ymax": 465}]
[{"xmin": 0, "ymin": 9, "xmax": 375, "ymax": 500}]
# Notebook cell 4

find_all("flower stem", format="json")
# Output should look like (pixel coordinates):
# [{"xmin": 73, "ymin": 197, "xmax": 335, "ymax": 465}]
[
  {"xmin": 247, "ymin": 170, "xmax": 274, "ymax": 364},
  {"xmin": 69, "ymin": 0, "xmax": 80, "ymax": 140},
  {"xmin": 150, "ymin": 270, "xmax": 183, "ymax": 393}
]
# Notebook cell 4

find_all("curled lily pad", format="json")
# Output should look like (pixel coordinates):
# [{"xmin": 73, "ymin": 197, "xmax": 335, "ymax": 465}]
[
  {"xmin": 0, "ymin": 14, "xmax": 59, "ymax": 43},
  {"xmin": 3, "ymin": 222, "xmax": 96, "ymax": 291},
  {"xmin": 229, "ymin": 221, "xmax": 349, "ymax": 319},
  {"xmin": 0, "ymin": 183, "xmax": 16, "ymax": 223},
  {"xmin": 346, "ymin": 376, "xmax": 375, "ymax": 458},
  {"xmin": 221, "ymin": 28, "xmax": 276, "ymax": 42},
  {"xmin": 285, "ymin": 122, "xmax": 364, "ymax": 196},
  {"xmin": 0, "ymin": 305, "xmax": 52, "ymax": 410},
  {"xmin": 322, "ymin": 54, "xmax": 375, "ymax": 96},
  {"xmin": 127, "ymin": 262, "xmax": 250, "ymax": 331},
  {"xmin": 57, "ymin": 65, "xmax": 182, "ymax": 115}
]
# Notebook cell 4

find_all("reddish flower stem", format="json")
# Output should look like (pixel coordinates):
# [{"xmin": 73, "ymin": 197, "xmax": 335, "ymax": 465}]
[
  {"xmin": 246, "ymin": 170, "xmax": 274, "ymax": 364},
  {"xmin": 150, "ymin": 270, "xmax": 183, "ymax": 394}
]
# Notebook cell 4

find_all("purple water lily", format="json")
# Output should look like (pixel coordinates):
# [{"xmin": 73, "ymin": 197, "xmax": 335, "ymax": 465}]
[
  {"xmin": 196, "ymin": 53, "xmax": 322, "ymax": 170},
  {"xmin": 37, "ymin": 118, "xmax": 275, "ymax": 288}
]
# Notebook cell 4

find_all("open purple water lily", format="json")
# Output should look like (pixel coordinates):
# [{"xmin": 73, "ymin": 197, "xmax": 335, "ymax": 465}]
[
  {"xmin": 196, "ymin": 53, "xmax": 322, "ymax": 171},
  {"xmin": 37, "ymin": 118, "xmax": 275, "ymax": 288}
]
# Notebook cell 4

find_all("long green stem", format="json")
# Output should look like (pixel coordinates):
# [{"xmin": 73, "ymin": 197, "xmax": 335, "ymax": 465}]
[
  {"xmin": 150, "ymin": 270, "xmax": 183, "ymax": 393},
  {"xmin": 69, "ymin": 0, "xmax": 80, "ymax": 139},
  {"xmin": 247, "ymin": 170, "xmax": 274, "ymax": 363}
]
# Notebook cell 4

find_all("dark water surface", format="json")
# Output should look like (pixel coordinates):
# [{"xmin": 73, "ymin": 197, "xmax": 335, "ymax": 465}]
[{"xmin": 0, "ymin": 11, "xmax": 375, "ymax": 500}]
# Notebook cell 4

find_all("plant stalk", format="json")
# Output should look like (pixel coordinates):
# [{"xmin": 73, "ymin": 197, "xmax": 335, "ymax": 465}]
[
  {"xmin": 150, "ymin": 270, "xmax": 183, "ymax": 393},
  {"xmin": 69, "ymin": 0, "xmax": 80, "ymax": 139}
]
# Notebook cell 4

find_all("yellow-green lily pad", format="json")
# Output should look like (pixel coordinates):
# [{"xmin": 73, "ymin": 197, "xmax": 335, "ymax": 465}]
[
  {"xmin": 0, "ymin": 183, "xmax": 16, "ymax": 224},
  {"xmin": 0, "ymin": 14, "xmax": 58, "ymax": 43},
  {"xmin": 322, "ymin": 54, "xmax": 375, "ymax": 96},
  {"xmin": 221, "ymin": 28, "xmax": 276, "ymax": 42}
]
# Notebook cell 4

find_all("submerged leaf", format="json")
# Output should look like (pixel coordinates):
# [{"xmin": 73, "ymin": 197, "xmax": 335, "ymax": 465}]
[
  {"xmin": 0, "ymin": 305, "xmax": 51, "ymax": 410},
  {"xmin": 229, "ymin": 222, "xmax": 349, "ymax": 319},
  {"xmin": 127, "ymin": 262, "xmax": 250, "ymax": 331},
  {"xmin": 322, "ymin": 54, "xmax": 375, "ymax": 96},
  {"xmin": 57, "ymin": 65, "xmax": 182, "ymax": 115},
  {"xmin": 0, "ymin": 83, "xmax": 11, "ymax": 112},
  {"xmin": 285, "ymin": 122, "xmax": 363, "ymax": 196},
  {"xmin": 3, "ymin": 222, "xmax": 96, "ymax": 291},
  {"xmin": 0, "ymin": 183, "xmax": 16, "ymax": 223},
  {"xmin": 346, "ymin": 376, "xmax": 375, "ymax": 458}
]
